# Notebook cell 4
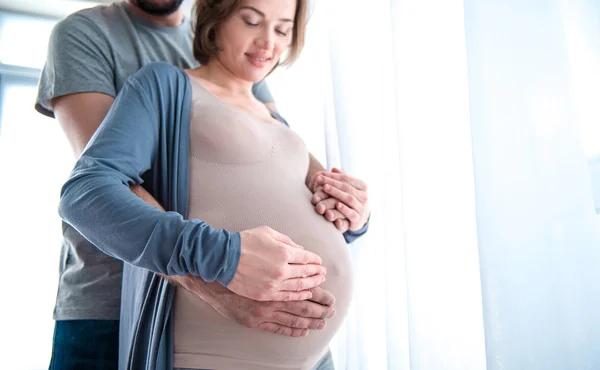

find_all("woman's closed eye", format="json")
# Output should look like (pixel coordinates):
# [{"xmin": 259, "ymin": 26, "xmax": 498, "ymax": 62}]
[
  {"xmin": 244, "ymin": 19, "xmax": 260, "ymax": 27},
  {"xmin": 244, "ymin": 20, "xmax": 289, "ymax": 37}
]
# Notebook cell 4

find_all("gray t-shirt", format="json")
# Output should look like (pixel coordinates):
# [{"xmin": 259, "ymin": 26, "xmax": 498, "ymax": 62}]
[{"xmin": 36, "ymin": 1, "xmax": 273, "ymax": 320}]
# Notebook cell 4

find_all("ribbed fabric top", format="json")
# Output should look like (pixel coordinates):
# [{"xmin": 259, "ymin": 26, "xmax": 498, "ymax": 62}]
[{"xmin": 173, "ymin": 78, "xmax": 354, "ymax": 370}]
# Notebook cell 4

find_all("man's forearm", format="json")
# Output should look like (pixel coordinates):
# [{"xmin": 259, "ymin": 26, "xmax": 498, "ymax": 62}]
[
  {"xmin": 165, "ymin": 273, "xmax": 226, "ymax": 304},
  {"xmin": 130, "ymin": 184, "xmax": 164, "ymax": 211}
]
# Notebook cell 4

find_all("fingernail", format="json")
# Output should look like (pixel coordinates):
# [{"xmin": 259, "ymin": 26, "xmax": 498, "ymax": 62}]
[
  {"xmin": 329, "ymin": 309, "xmax": 336, "ymax": 318},
  {"xmin": 314, "ymin": 197, "xmax": 321, "ymax": 203},
  {"xmin": 337, "ymin": 203, "xmax": 343, "ymax": 209},
  {"xmin": 324, "ymin": 185, "xmax": 330, "ymax": 191},
  {"xmin": 318, "ymin": 321, "xmax": 326, "ymax": 329}
]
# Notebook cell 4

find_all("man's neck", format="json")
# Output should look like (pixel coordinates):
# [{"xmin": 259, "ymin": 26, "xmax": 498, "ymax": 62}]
[{"xmin": 125, "ymin": 0, "xmax": 185, "ymax": 27}]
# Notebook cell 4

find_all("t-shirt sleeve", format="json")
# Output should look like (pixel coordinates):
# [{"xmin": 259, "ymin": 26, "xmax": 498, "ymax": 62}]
[
  {"xmin": 252, "ymin": 79, "xmax": 275, "ymax": 104},
  {"xmin": 35, "ymin": 13, "xmax": 116, "ymax": 118}
]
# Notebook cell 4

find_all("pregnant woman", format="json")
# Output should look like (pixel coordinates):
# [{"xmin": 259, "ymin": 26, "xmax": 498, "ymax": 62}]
[{"xmin": 59, "ymin": 0, "xmax": 366, "ymax": 369}]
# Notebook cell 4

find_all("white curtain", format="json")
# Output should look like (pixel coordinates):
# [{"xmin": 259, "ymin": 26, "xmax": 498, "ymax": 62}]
[
  {"xmin": 270, "ymin": 0, "xmax": 600, "ymax": 369},
  {"xmin": 464, "ymin": 1, "xmax": 600, "ymax": 369}
]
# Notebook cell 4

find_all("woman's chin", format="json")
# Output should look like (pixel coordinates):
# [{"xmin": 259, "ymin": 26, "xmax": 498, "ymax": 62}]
[
  {"xmin": 242, "ymin": 71, "xmax": 271, "ymax": 83},
  {"xmin": 242, "ymin": 62, "xmax": 278, "ymax": 82}
]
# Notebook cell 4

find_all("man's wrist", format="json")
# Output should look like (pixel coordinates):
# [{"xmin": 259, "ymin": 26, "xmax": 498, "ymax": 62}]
[
  {"xmin": 163, "ymin": 274, "xmax": 233, "ymax": 315},
  {"xmin": 186, "ymin": 275, "xmax": 231, "ymax": 303},
  {"xmin": 343, "ymin": 215, "xmax": 370, "ymax": 243}
]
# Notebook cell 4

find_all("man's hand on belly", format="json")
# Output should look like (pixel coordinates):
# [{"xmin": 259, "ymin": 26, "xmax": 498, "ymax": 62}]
[{"xmin": 180, "ymin": 276, "xmax": 337, "ymax": 337}]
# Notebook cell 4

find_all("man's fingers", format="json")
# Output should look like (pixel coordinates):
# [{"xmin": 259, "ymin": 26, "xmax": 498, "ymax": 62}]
[
  {"xmin": 288, "ymin": 264, "xmax": 327, "ymax": 278},
  {"xmin": 269, "ymin": 312, "xmax": 326, "ymax": 330},
  {"xmin": 270, "ymin": 290, "xmax": 314, "ymax": 301},
  {"xmin": 280, "ymin": 274, "xmax": 326, "ymax": 292},
  {"xmin": 257, "ymin": 323, "xmax": 309, "ymax": 337},
  {"xmin": 275, "ymin": 298, "xmax": 336, "ymax": 319},
  {"xmin": 309, "ymin": 287, "xmax": 336, "ymax": 307}
]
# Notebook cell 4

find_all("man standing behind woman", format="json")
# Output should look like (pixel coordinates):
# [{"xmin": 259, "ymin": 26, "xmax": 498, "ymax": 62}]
[{"xmin": 37, "ymin": 0, "xmax": 370, "ymax": 369}]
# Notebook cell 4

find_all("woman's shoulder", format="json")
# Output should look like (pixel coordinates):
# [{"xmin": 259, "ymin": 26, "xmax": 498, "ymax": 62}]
[
  {"xmin": 122, "ymin": 63, "xmax": 191, "ymax": 107},
  {"xmin": 131, "ymin": 62, "xmax": 189, "ymax": 88}
]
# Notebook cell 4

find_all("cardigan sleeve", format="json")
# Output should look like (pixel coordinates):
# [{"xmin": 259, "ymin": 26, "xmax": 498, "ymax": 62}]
[{"xmin": 58, "ymin": 63, "xmax": 241, "ymax": 286}]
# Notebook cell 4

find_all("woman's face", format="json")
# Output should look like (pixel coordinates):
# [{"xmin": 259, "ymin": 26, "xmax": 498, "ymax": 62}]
[{"xmin": 214, "ymin": 0, "xmax": 296, "ymax": 83}]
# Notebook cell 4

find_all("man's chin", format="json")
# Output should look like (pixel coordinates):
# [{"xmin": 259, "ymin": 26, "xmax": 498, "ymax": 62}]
[{"xmin": 130, "ymin": 0, "xmax": 184, "ymax": 16}]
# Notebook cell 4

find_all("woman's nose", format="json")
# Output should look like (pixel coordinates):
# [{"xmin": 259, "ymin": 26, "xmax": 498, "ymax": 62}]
[{"xmin": 255, "ymin": 28, "xmax": 275, "ymax": 50}]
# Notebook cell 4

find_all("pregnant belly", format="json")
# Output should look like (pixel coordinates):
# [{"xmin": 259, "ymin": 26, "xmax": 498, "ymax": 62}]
[{"xmin": 174, "ymin": 186, "xmax": 354, "ymax": 370}]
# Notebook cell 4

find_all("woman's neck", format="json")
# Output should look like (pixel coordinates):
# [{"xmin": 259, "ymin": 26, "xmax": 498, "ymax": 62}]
[{"xmin": 191, "ymin": 61, "xmax": 255, "ymax": 101}]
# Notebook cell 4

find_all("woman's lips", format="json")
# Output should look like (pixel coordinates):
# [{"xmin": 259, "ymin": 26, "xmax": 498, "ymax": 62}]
[{"xmin": 246, "ymin": 53, "xmax": 271, "ymax": 68}]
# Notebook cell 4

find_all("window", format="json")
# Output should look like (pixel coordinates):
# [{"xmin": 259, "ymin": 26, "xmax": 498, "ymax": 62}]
[
  {"xmin": 0, "ymin": 76, "xmax": 75, "ymax": 370},
  {"xmin": 0, "ymin": 11, "xmax": 71, "ymax": 370},
  {"xmin": 0, "ymin": 12, "xmax": 56, "ymax": 69},
  {"xmin": 561, "ymin": 4, "xmax": 600, "ymax": 213}
]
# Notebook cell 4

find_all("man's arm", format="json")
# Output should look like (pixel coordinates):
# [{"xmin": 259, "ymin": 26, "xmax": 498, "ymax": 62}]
[
  {"xmin": 36, "ymin": 13, "xmax": 116, "ymax": 118},
  {"xmin": 54, "ymin": 91, "xmax": 153, "ymax": 199},
  {"xmin": 53, "ymin": 93, "xmax": 113, "ymax": 155}
]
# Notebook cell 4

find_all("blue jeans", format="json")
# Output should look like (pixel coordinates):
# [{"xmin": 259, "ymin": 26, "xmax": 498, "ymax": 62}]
[
  {"xmin": 48, "ymin": 320, "xmax": 119, "ymax": 370},
  {"xmin": 175, "ymin": 350, "xmax": 335, "ymax": 370}
]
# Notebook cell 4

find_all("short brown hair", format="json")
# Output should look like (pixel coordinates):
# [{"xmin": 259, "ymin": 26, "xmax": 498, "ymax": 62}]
[{"xmin": 192, "ymin": 0, "xmax": 308, "ymax": 67}]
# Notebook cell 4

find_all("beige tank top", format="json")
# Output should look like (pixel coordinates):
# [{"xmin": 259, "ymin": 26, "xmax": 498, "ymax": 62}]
[{"xmin": 173, "ymin": 77, "xmax": 354, "ymax": 370}]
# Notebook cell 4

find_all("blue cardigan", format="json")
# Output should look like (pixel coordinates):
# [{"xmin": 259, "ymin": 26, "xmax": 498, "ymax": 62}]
[{"xmin": 59, "ymin": 62, "xmax": 368, "ymax": 369}]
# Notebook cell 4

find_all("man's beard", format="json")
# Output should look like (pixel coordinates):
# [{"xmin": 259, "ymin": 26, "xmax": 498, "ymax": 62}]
[{"xmin": 130, "ymin": 0, "xmax": 184, "ymax": 16}]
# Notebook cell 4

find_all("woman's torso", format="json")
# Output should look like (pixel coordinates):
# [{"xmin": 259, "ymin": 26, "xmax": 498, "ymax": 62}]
[{"xmin": 172, "ymin": 77, "xmax": 354, "ymax": 370}]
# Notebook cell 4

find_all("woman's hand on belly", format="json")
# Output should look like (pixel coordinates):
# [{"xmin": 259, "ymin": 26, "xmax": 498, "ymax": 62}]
[
  {"xmin": 228, "ymin": 226, "xmax": 327, "ymax": 302},
  {"xmin": 183, "ymin": 277, "xmax": 337, "ymax": 337}
]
